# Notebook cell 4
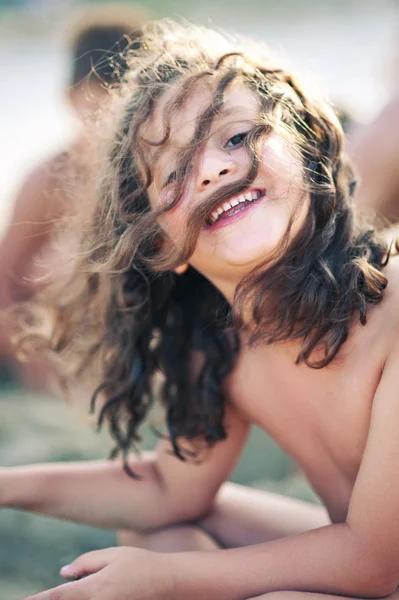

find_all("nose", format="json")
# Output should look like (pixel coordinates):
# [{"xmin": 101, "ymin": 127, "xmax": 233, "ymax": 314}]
[{"xmin": 196, "ymin": 150, "xmax": 238, "ymax": 192}]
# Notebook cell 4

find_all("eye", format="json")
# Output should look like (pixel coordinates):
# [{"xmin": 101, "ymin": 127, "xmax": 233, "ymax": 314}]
[
  {"xmin": 225, "ymin": 132, "xmax": 249, "ymax": 149},
  {"xmin": 163, "ymin": 164, "xmax": 193, "ymax": 188},
  {"xmin": 164, "ymin": 169, "xmax": 178, "ymax": 187}
]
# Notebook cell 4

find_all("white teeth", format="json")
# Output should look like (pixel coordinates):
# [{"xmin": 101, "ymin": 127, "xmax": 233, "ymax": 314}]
[{"xmin": 208, "ymin": 189, "xmax": 263, "ymax": 225}]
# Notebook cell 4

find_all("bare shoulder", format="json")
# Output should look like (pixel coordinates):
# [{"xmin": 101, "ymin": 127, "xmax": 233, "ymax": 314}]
[
  {"xmin": 17, "ymin": 161, "xmax": 52, "ymax": 201},
  {"xmin": 374, "ymin": 96, "xmax": 399, "ymax": 136},
  {"xmin": 2, "ymin": 154, "xmax": 67, "ymax": 237},
  {"xmin": 382, "ymin": 253, "xmax": 399, "ymax": 301},
  {"xmin": 371, "ymin": 254, "xmax": 399, "ymax": 347},
  {"xmin": 14, "ymin": 151, "xmax": 70, "ymax": 213},
  {"xmin": 23, "ymin": 151, "xmax": 68, "ymax": 187},
  {"xmin": 350, "ymin": 95, "xmax": 399, "ymax": 152}
]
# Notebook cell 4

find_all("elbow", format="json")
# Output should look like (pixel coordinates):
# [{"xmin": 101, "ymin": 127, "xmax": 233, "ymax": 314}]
[
  {"xmin": 174, "ymin": 495, "xmax": 215, "ymax": 524},
  {"xmin": 354, "ymin": 578, "xmax": 398, "ymax": 599},
  {"xmin": 188, "ymin": 489, "xmax": 223, "ymax": 523},
  {"xmin": 355, "ymin": 573, "xmax": 398, "ymax": 599},
  {"xmin": 348, "ymin": 544, "xmax": 399, "ymax": 598},
  {"xmin": 369, "ymin": 564, "xmax": 399, "ymax": 598},
  {"xmin": 167, "ymin": 491, "xmax": 217, "ymax": 526}
]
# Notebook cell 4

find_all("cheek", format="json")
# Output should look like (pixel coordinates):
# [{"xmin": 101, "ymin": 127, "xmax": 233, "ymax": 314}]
[
  {"xmin": 161, "ymin": 186, "xmax": 175, "ymax": 207},
  {"xmin": 260, "ymin": 136, "xmax": 303, "ymax": 187},
  {"xmin": 148, "ymin": 186, "xmax": 182, "ymax": 243},
  {"xmin": 155, "ymin": 179, "xmax": 198, "ymax": 246},
  {"xmin": 156, "ymin": 202, "xmax": 191, "ymax": 251},
  {"xmin": 260, "ymin": 138, "xmax": 305, "ymax": 213}
]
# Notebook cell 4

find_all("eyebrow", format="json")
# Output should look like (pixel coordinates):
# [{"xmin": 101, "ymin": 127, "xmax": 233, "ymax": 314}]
[
  {"xmin": 216, "ymin": 105, "xmax": 254, "ymax": 119},
  {"xmin": 159, "ymin": 104, "xmax": 255, "ymax": 150}
]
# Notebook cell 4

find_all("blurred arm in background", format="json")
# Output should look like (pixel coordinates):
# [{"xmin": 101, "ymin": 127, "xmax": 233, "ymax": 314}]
[
  {"xmin": 348, "ymin": 95, "xmax": 399, "ymax": 228},
  {"xmin": 0, "ymin": 155, "xmax": 65, "ymax": 310}
]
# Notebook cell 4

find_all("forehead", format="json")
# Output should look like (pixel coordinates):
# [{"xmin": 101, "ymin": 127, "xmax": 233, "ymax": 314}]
[{"xmin": 142, "ymin": 78, "xmax": 262, "ymax": 149}]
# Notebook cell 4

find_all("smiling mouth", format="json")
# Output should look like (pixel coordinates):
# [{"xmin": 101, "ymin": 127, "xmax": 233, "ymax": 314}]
[{"xmin": 206, "ymin": 188, "xmax": 266, "ymax": 226}]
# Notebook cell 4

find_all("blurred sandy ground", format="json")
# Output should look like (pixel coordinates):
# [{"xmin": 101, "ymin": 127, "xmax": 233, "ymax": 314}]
[{"xmin": 0, "ymin": 1, "xmax": 397, "ymax": 597}]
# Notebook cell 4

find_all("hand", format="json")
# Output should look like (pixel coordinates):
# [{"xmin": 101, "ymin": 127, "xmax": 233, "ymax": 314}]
[{"xmin": 25, "ymin": 546, "xmax": 177, "ymax": 600}]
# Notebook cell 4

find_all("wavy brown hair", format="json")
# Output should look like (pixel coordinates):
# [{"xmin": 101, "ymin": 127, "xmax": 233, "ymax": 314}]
[{"xmin": 13, "ymin": 21, "xmax": 389, "ymax": 470}]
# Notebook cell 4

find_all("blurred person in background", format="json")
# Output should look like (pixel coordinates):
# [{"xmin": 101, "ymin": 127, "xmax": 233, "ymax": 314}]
[
  {"xmin": 348, "ymin": 30, "xmax": 399, "ymax": 229},
  {"xmin": 0, "ymin": 3, "xmax": 146, "ymax": 389},
  {"xmin": 349, "ymin": 95, "xmax": 399, "ymax": 228}
]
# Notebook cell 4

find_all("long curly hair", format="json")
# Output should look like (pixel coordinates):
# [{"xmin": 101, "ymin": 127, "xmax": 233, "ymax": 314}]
[{"xmin": 13, "ymin": 20, "xmax": 389, "ymax": 470}]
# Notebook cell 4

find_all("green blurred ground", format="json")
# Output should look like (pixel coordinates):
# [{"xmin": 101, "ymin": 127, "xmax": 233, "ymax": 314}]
[{"xmin": 0, "ymin": 376, "xmax": 318, "ymax": 599}]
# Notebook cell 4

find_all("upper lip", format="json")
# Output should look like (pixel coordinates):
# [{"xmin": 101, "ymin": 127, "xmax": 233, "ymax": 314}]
[{"xmin": 208, "ymin": 188, "xmax": 265, "ymax": 224}]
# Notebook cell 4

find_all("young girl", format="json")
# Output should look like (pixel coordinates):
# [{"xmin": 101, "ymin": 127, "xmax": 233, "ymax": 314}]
[{"xmin": 4, "ymin": 20, "xmax": 399, "ymax": 600}]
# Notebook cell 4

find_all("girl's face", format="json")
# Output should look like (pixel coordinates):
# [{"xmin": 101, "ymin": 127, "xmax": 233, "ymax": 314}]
[{"xmin": 145, "ymin": 79, "xmax": 309, "ymax": 296}]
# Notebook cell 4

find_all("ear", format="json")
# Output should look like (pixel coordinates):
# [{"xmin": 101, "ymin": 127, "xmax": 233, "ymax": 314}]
[{"xmin": 174, "ymin": 263, "xmax": 189, "ymax": 275}]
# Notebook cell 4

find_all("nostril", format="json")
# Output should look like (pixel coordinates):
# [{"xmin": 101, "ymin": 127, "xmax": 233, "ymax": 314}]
[
  {"xmin": 219, "ymin": 169, "xmax": 228, "ymax": 176},
  {"xmin": 203, "ymin": 179, "xmax": 210, "ymax": 186}
]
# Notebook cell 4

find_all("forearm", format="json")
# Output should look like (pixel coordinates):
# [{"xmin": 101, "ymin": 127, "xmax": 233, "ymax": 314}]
[
  {"xmin": 198, "ymin": 482, "xmax": 329, "ymax": 548},
  {"xmin": 0, "ymin": 455, "xmax": 183, "ymax": 531},
  {"xmin": 172, "ymin": 523, "xmax": 395, "ymax": 600}
]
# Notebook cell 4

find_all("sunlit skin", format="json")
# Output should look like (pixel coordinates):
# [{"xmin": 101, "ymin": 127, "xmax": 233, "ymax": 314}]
[
  {"xmin": 143, "ymin": 82, "xmax": 399, "ymax": 535},
  {"xmin": 146, "ymin": 82, "xmax": 309, "ymax": 302},
  {"xmin": 7, "ymin": 75, "xmax": 399, "ymax": 600},
  {"xmin": 126, "ymin": 79, "xmax": 399, "ymax": 598},
  {"xmin": 67, "ymin": 81, "xmax": 109, "ymax": 122}
]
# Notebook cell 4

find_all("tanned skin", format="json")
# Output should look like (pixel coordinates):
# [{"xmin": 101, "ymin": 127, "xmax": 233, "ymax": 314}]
[{"xmin": 5, "ymin": 79, "xmax": 399, "ymax": 600}]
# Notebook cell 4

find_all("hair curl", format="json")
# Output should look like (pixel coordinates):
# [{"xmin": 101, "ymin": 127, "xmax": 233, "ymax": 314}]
[{"xmin": 13, "ymin": 20, "xmax": 389, "ymax": 472}]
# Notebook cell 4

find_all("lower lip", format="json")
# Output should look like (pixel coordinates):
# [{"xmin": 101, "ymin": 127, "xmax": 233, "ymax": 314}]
[{"xmin": 204, "ymin": 194, "xmax": 266, "ymax": 231}]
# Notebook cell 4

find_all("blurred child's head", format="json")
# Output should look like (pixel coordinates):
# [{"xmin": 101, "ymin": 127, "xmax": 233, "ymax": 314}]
[{"xmin": 64, "ymin": 4, "xmax": 147, "ymax": 119}]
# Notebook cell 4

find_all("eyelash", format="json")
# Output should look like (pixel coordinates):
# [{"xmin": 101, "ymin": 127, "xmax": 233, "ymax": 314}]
[
  {"xmin": 164, "ymin": 164, "xmax": 194, "ymax": 188},
  {"xmin": 165, "ymin": 170, "xmax": 178, "ymax": 187},
  {"xmin": 164, "ymin": 131, "xmax": 249, "ymax": 187},
  {"xmin": 225, "ymin": 131, "xmax": 249, "ymax": 149}
]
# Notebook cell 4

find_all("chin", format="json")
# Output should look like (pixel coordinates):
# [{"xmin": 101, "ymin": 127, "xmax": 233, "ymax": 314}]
[
  {"xmin": 219, "ymin": 229, "xmax": 282, "ymax": 266},
  {"xmin": 219, "ymin": 243, "xmax": 275, "ymax": 269}
]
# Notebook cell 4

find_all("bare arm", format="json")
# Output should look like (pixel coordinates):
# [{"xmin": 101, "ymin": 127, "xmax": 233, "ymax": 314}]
[
  {"xmin": 199, "ymin": 481, "xmax": 329, "ymax": 548},
  {"xmin": 0, "ymin": 158, "xmax": 65, "ymax": 306},
  {"xmin": 0, "ymin": 402, "xmax": 249, "ymax": 532},
  {"xmin": 168, "ymin": 340, "xmax": 399, "ymax": 599},
  {"xmin": 349, "ymin": 96, "xmax": 399, "ymax": 225}
]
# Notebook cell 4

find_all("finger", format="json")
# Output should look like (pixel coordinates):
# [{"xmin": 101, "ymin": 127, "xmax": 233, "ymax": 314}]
[
  {"xmin": 60, "ymin": 547, "xmax": 120, "ymax": 581},
  {"xmin": 25, "ymin": 579, "xmax": 89, "ymax": 600}
]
